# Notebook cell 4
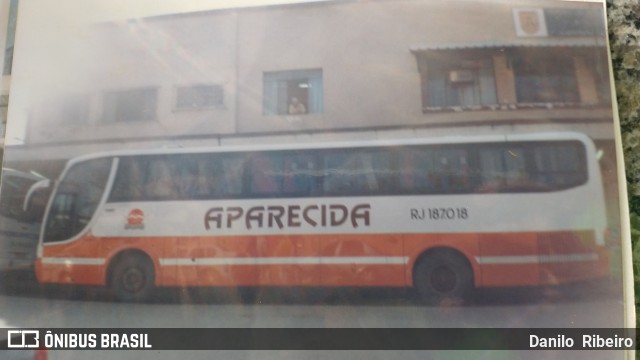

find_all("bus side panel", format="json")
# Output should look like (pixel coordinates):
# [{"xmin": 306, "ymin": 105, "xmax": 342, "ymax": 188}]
[
  {"xmin": 197, "ymin": 236, "xmax": 257, "ymax": 287},
  {"xmin": 477, "ymin": 231, "xmax": 608, "ymax": 287},
  {"xmin": 319, "ymin": 234, "xmax": 404, "ymax": 287},
  {"xmin": 403, "ymin": 234, "xmax": 480, "ymax": 288},
  {"xmin": 537, "ymin": 231, "xmax": 609, "ymax": 283},
  {"xmin": 37, "ymin": 234, "xmax": 106, "ymax": 286},
  {"xmin": 477, "ymin": 232, "xmax": 540, "ymax": 287},
  {"xmin": 171, "ymin": 236, "xmax": 201, "ymax": 286},
  {"xmin": 256, "ymin": 234, "xmax": 319, "ymax": 286},
  {"xmin": 163, "ymin": 235, "xmax": 258, "ymax": 287}
]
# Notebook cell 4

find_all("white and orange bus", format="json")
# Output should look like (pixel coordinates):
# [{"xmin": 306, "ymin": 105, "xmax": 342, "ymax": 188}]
[{"xmin": 28, "ymin": 132, "xmax": 609, "ymax": 303}]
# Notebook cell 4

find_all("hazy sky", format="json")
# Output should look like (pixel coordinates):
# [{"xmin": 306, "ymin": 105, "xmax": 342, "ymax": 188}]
[{"xmin": 24, "ymin": 0, "xmax": 332, "ymax": 23}]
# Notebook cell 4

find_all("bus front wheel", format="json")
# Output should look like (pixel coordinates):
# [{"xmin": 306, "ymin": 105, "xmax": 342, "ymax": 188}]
[
  {"xmin": 413, "ymin": 250, "xmax": 473, "ymax": 306},
  {"xmin": 108, "ymin": 253, "xmax": 155, "ymax": 302}
]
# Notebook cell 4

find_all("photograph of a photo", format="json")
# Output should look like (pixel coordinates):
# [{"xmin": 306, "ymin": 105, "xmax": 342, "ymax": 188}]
[{"xmin": 0, "ymin": 0, "xmax": 633, "ymax": 359}]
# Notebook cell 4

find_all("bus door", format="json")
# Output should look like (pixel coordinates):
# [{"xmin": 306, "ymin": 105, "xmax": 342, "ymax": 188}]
[
  {"xmin": 40, "ymin": 157, "xmax": 114, "ymax": 285},
  {"xmin": 0, "ymin": 169, "xmax": 46, "ymax": 271},
  {"xmin": 104, "ymin": 156, "xmax": 177, "ymax": 286}
]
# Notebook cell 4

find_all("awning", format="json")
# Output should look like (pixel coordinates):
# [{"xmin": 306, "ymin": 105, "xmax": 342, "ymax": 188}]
[{"xmin": 410, "ymin": 38, "xmax": 606, "ymax": 52}]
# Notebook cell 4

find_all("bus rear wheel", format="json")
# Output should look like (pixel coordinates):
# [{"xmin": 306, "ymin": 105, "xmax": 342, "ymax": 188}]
[
  {"xmin": 109, "ymin": 253, "xmax": 155, "ymax": 302},
  {"xmin": 413, "ymin": 250, "xmax": 473, "ymax": 306}
]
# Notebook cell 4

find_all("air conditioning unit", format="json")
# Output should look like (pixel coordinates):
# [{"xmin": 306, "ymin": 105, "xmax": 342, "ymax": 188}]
[{"xmin": 449, "ymin": 70, "xmax": 474, "ymax": 83}]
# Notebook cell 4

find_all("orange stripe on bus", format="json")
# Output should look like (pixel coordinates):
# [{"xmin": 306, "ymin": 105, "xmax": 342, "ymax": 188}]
[{"xmin": 37, "ymin": 231, "xmax": 608, "ymax": 288}]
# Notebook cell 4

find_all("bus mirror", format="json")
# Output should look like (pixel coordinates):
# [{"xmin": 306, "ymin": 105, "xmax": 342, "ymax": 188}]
[{"xmin": 23, "ymin": 179, "xmax": 52, "ymax": 221}]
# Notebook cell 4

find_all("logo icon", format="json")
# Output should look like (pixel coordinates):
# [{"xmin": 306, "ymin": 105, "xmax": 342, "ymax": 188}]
[
  {"xmin": 7, "ymin": 330, "xmax": 39, "ymax": 348},
  {"xmin": 513, "ymin": 9, "xmax": 547, "ymax": 37},
  {"xmin": 518, "ymin": 11, "xmax": 540, "ymax": 34},
  {"xmin": 125, "ymin": 209, "xmax": 145, "ymax": 230}
]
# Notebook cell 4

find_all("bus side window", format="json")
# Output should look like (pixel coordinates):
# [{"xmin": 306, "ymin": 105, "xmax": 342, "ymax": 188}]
[
  {"xmin": 145, "ymin": 158, "xmax": 178, "ymax": 200},
  {"xmin": 282, "ymin": 153, "xmax": 317, "ymax": 196},
  {"xmin": 171, "ymin": 156, "xmax": 202, "ymax": 199},
  {"xmin": 219, "ymin": 155, "xmax": 245, "ymax": 196},
  {"xmin": 531, "ymin": 143, "xmax": 586, "ymax": 189},
  {"xmin": 360, "ymin": 151, "xmax": 394, "ymax": 194},
  {"xmin": 323, "ymin": 150, "xmax": 366, "ymax": 195},
  {"xmin": 504, "ymin": 147, "xmax": 527, "ymax": 188},
  {"xmin": 110, "ymin": 157, "xmax": 145, "ymax": 202},
  {"xmin": 322, "ymin": 149, "xmax": 393, "ymax": 196},
  {"xmin": 250, "ymin": 153, "xmax": 282, "ymax": 196},
  {"xmin": 400, "ymin": 146, "xmax": 470, "ymax": 194},
  {"xmin": 399, "ymin": 150, "xmax": 416, "ymax": 192},
  {"xmin": 400, "ymin": 148, "xmax": 430, "ymax": 194},
  {"xmin": 323, "ymin": 152, "xmax": 352, "ymax": 195},
  {"xmin": 193, "ymin": 156, "xmax": 215, "ymax": 199},
  {"xmin": 189, "ymin": 155, "xmax": 219, "ymax": 199},
  {"xmin": 477, "ymin": 146, "xmax": 528, "ymax": 192}
]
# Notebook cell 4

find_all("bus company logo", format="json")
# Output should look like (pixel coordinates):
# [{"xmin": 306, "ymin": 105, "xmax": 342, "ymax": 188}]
[
  {"xmin": 7, "ymin": 330, "xmax": 40, "ymax": 348},
  {"xmin": 125, "ymin": 209, "xmax": 145, "ymax": 230},
  {"xmin": 204, "ymin": 203, "xmax": 371, "ymax": 230}
]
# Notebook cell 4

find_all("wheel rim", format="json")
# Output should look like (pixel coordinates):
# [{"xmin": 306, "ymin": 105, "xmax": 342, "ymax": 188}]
[
  {"xmin": 122, "ymin": 267, "xmax": 146, "ymax": 293},
  {"xmin": 430, "ymin": 265, "xmax": 457, "ymax": 293}
]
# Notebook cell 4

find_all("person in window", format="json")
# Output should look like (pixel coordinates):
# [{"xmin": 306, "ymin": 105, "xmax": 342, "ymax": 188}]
[{"xmin": 288, "ymin": 97, "xmax": 307, "ymax": 115}]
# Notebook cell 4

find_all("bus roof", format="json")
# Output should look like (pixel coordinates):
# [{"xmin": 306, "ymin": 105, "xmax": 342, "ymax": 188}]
[{"xmin": 64, "ymin": 131, "xmax": 594, "ymax": 165}]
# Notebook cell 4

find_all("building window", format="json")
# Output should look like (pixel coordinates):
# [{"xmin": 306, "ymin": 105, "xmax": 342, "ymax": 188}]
[
  {"xmin": 3, "ymin": 0, "xmax": 19, "ymax": 75},
  {"xmin": 103, "ymin": 87, "xmax": 157, "ymax": 123},
  {"xmin": 544, "ymin": 8, "xmax": 605, "ymax": 37},
  {"xmin": 512, "ymin": 50, "xmax": 578, "ymax": 104},
  {"xmin": 0, "ymin": 95, "xmax": 8, "ymax": 124},
  {"xmin": 584, "ymin": 52, "xmax": 612, "ymax": 105},
  {"xmin": 58, "ymin": 95, "xmax": 90, "ymax": 125},
  {"xmin": 263, "ymin": 69, "xmax": 323, "ymax": 115},
  {"xmin": 176, "ymin": 84, "xmax": 224, "ymax": 109},
  {"xmin": 420, "ymin": 56, "xmax": 497, "ymax": 110}
]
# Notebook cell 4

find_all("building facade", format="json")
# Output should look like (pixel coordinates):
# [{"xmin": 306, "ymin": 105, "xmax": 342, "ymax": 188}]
[{"xmin": 7, "ymin": 0, "xmax": 614, "ymax": 167}]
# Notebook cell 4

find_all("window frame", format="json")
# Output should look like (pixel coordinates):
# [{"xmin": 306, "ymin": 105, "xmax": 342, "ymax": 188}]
[
  {"xmin": 511, "ymin": 49, "xmax": 580, "ymax": 104},
  {"xmin": 102, "ymin": 86, "xmax": 159, "ymax": 124},
  {"xmin": 418, "ymin": 53, "xmax": 498, "ymax": 111},
  {"xmin": 263, "ymin": 68, "xmax": 324, "ymax": 116},
  {"xmin": 174, "ymin": 84, "xmax": 225, "ymax": 111}
]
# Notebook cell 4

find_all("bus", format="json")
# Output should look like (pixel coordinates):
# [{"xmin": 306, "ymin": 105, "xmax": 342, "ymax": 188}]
[
  {"xmin": 27, "ymin": 132, "xmax": 610, "ymax": 303},
  {"xmin": 0, "ymin": 168, "xmax": 47, "ymax": 272}
]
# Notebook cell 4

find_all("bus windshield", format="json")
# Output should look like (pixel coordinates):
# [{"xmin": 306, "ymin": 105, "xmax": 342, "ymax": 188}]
[{"xmin": 43, "ymin": 158, "xmax": 112, "ymax": 243}]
